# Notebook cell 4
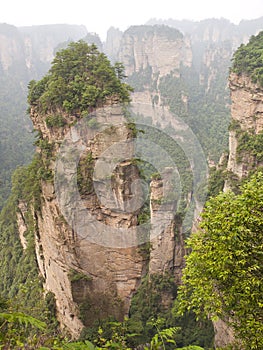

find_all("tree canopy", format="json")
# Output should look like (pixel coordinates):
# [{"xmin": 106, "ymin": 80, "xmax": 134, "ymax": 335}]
[
  {"xmin": 232, "ymin": 31, "xmax": 263, "ymax": 86},
  {"xmin": 28, "ymin": 40, "xmax": 132, "ymax": 115},
  {"xmin": 177, "ymin": 171, "xmax": 263, "ymax": 349}
]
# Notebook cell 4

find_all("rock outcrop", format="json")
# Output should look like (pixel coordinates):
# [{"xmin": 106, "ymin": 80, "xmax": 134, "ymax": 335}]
[
  {"xmin": 225, "ymin": 73, "xmax": 263, "ymax": 185},
  {"xmin": 118, "ymin": 25, "xmax": 192, "ymax": 78},
  {"xmin": 149, "ymin": 169, "xmax": 185, "ymax": 284},
  {"xmin": 9, "ymin": 20, "xmax": 263, "ymax": 343},
  {"xmin": 27, "ymin": 95, "xmax": 188, "ymax": 337},
  {"xmin": 0, "ymin": 23, "xmax": 87, "ymax": 75},
  {"xmin": 216, "ymin": 75, "xmax": 263, "ymax": 348},
  {"xmin": 28, "ymin": 104, "xmax": 147, "ymax": 337}
]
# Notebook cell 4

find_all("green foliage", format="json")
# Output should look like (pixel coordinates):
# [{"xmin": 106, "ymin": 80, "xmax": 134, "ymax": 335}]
[
  {"xmin": 77, "ymin": 152, "xmax": 94, "ymax": 196},
  {"xmin": 86, "ymin": 117, "xmax": 100, "ymax": 129},
  {"xmin": 0, "ymin": 69, "xmax": 34, "ymax": 210},
  {"xmin": 237, "ymin": 130, "xmax": 263, "ymax": 164},
  {"xmin": 45, "ymin": 114, "xmax": 66, "ymax": 128},
  {"xmin": 145, "ymin": 318, "xmax": 178, "ymax": 350},
  {"xmin": 0, "ymin": 311, "xmax": 47, "ymax": 349},
  {"xmin": 158, "ymin": 64, "xmax": 230, "ymax": 162},
  {"xmin": 68, "ymin": 269, "xmax": 93, "ymax": 283},
  {"xmin": 28, "ymin": 40, "xmax": 133, "ymax": 115},
  {"xmin": 232, "ymin": 31, "xmax": 263, "ymax": 86},
  {"xmin": 178, "ymin": 171, "xmax": 263, "ymax": 349},
  {"xmin": 128, "ymin": 274, "xmax": 214, "ymax": 349},
  {"xmin": 159, "ymin": 72, "xmax": 187, "ymax": 116},
  {"xmin": 80, "ymin": 318, "xmax": 179, "ymax": 350},
  {"xmin": 207, "ymin": 155, "xmax": 228, "ymax": 199},
  {"xmin": 127, "ymin": 65, "xmax": 153, "ymax": 92},
  {"xmin": 229, "ymin": 117, "xmax": 263, "ymax": 168},
  {"xmin": 0, "ymin": 150, "xmax": 59, "ymax": 349},
  {"xmin": 177, "ymin": 347, "xmax": 204, "ymax": 350},
  {"xmin": 0, "ymin": 311, "xmax": 46, "ymax": 330}
]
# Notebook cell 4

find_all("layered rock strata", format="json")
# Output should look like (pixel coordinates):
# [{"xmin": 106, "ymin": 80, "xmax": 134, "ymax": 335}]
[{"xmin": 27, "ymin": 105, "xmax": 146, "ymax": 337}]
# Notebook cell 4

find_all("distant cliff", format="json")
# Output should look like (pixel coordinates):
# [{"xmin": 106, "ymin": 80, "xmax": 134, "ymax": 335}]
[
  {"xmin": 0, "ymin": 23, "xmax": 87, "ymax": 75},
  {"xmin": 103, "ymin": 18, "xmax": 263, "ymax": 162},
  {"xmin": 118, "ymin": 25, "xmax": 192, "ymax": 77},
  {"xmin": 0, "ymin": 23, "xmax": 97, "ymax": 209}
]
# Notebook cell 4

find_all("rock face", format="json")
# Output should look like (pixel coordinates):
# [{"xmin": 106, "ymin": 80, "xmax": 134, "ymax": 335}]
[
  {"xmin": 29, "ymin": 104, "xmax": 147, "ymax": 337},
  {"xmin": 13, "ymin": 24, "xmax": 193, "ymax": 338},
  {"xmin": 118, "ymin": 25, "xmax": 192, "ymax": 78},
  {"xmin": 8, "ymin": 19, "xmax": 263, "ymax": 341},
  {"xmin": 215, "ymin": 75, "xmax": 263, "ymax": 348},
  {"xmin": 0, "ymin": 24, "xmax": 87, "ymax": 75},
  {"xmin": 0, "ymin": 24, "xmax": 25, "ymax": 71},
  {"xmin": 16, "ymin": 201, "xmax": 29, "ymax": 250},
  {"xmin": 149, "ymin": 169, "xmax": 185, "ymax": 284},
  {"xmin": 19, "ymin": 24, "xmax": 87, "ymax": 70},
  {"xmin": 28, "ymin": 93, "xmax": 187, "ymax": 336},
  {"xmin": 226, "ymin": 73, "xmax": 263, "ymax": 184},
  {"xmin": 104, "ymin": 27, "xmax": 123, "ymax": 62},
  {"xmin": 213, "ymin": 319, "xmax": 235, "ymax": 349}
]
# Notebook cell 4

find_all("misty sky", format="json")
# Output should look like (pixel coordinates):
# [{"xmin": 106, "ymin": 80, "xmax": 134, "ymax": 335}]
[{"xmin": 1, "ymin": 0, "xmax": 263, "ymax": 40}]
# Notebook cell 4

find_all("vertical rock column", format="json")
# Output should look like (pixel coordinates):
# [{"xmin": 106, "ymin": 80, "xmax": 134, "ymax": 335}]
[
  {"xmin": 225, "ymin": 73, "xmax": 263, "ymax": 188},
  {"xmin": 148, "ymin": 168, "xmax": 185, "ymax": 283}
]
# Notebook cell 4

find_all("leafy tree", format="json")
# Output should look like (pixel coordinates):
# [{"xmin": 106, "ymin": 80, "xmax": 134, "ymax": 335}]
[
  {"xmin": 177, "ymin": 171, "xmax": 263, "ymax": 349},
  {"xmin": 0, "ymin": 307, "xmax": 47, "ymax": 349},
  {"xmin": 232, "ymin": 31, "xmax": 263, "ymax": 86},
  {"xmin": 28, "ymin": 40, "xmax": 132, "ymax": 115}
]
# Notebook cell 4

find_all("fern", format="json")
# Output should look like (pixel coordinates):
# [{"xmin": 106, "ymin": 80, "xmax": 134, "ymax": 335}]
[{"xmin": 0, "ymin": 312, "xmax": 46, "ymax": 330}]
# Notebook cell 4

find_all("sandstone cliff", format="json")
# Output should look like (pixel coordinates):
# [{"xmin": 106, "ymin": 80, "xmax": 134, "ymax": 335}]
[
  {"xmin": 0, "ymin": 23, "xmax": 86, "ymax": 75},
  {"xmin": 26, "ymin": 104, "xmax": 149, "ymax": 337},
  {"xmin": 149, "ymin": 170, "xmax": 186, "ymax": 284},
  {"xmin": 118, "ymin": 25, "xmax": 192, "ymax": 78},
  {"xmin": 214, "ymin": 74, "xmax": 263, "ymax": 348},
  {"xmin": 21, "ymin": 94, "xmax": 189, "ymax": 337},
  {"xmin": 225, "ymin": 73, "xmax": 263, "ymax": 188}
]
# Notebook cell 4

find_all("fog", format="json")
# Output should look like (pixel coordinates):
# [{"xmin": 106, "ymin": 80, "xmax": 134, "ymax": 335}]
[{"xmin": 1, "ymin": 0, "xmax": 263, "ymax": 40}]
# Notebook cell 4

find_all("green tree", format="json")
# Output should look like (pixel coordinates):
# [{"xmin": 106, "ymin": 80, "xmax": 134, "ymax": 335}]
[
  {"xmin": 232, "ymin": 31, "xmax": 263, "ymax": 86},
  {"xmin": 28, "ymin": 40, "xmax": 132, "ymax": 115},
  {"xmin": 177, "ymin": 172, "xmax": 263, "ymax": 349}
]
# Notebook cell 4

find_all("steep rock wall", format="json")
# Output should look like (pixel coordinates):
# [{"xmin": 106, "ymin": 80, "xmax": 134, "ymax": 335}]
[
  {"xmin": 27, "ymin": 105, "xmax": 146, "ymax": 337},
  {"xmin": 226, "ymin": 73, "xmax": 263, "ymax": 184},
  {"xmin": 149, "ymin": 169, "xmax": 185, "ymax": 284},
  {"xmin": 118, "ymin": 25, "xmax": 192, "ymax": 78},
  {"xmin": 215, "ymin": 74, "xmax": 263, "ymax": 348}
]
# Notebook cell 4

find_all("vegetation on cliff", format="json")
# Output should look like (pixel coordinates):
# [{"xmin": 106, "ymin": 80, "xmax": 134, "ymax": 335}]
[
  {"xmin": 178, "ymin": 171, "xmax": 263, "ymax": 349},
  {"xmin": 0, "ymin": 158, "xmax": 59, "ymax": 349},
  {"xmin": 178, "ymin": 32, "xmax": 263, "ymax": 349},
  {"xmin": 0, "ymin": 40, "xmax": 134, "ymax": 349},
  {"xmin": 125, "ymin": 25, "xmax": 183, "ymax": 40},
  {"xmin": 28, "ymin": 40, "xmax": 132, "ymax": 115},
  {"xmin": 0, "ymin": 58, "xmax": 34, "ymax": 211},
  {"xmin": 1, "ymin": 27, "xmax": 263, "ymax": 349},
  {"xmin": 232, "ymin": 30, "xmax": 263, "ymax": 86}
]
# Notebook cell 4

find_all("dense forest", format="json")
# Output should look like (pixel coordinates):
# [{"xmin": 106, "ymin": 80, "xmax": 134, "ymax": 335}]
[
  {"xmin": 232, "ymin": 31, "xmax": 263, "ymax": 86},
  {"xmin": 0, "ymin": 23, "xmax": 262, "ymax": 350},
  {"xmin": 0, "ymin": 61, "xmax": 34, "ymax": 210}
]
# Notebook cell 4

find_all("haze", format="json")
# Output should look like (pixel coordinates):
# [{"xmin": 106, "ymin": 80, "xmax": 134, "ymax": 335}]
[{"xmin": 1, "ymin": 0, "xmax": 263, "ymax": 40}]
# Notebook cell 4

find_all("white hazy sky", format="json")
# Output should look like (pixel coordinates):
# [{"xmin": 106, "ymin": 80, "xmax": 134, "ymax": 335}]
[{"xmin": 1, "ymin": 0, "xmax": 263, "ymax": 40}]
